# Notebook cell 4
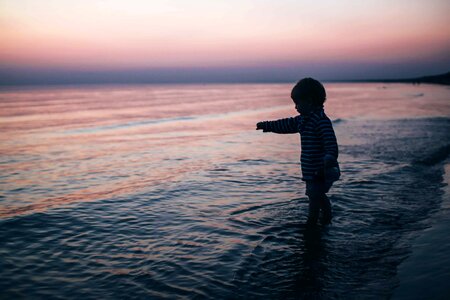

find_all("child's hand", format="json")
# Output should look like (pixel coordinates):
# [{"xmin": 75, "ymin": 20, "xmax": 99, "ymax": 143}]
[
  {"xmin": 323, "ymin": 155, "xmax": 340, "ymax": 182},
  {"xmin": 256, "ymin": 122, "xmax": 266, "ymax": 131}
]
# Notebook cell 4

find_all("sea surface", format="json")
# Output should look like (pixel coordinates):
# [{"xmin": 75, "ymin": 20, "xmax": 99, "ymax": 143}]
[{"xmin": 1, "ymin": 83, "xmax": 449, "ymax": 299}]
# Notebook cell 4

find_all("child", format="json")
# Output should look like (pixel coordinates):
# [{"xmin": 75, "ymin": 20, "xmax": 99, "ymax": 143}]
[{"xmin": 256, "ymin": 78, "xmax": 340, "ymax": 225}]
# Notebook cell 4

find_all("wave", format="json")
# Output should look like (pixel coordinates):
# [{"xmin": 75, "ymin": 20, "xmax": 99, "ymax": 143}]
[
  {"xmin": 63, "ymin": 116, "xmax": 196, "ymax": 134},
  {"xmin": 407, "ymin": 93, "xmax": 425, "ymax": 98},
  {"xmin": 332, "ymin": 118, "xmax": 345, "ymax": 124},
  {"xmin": 62, "ymin": 105, "xmax": 291, "ymax": 135},
  {"xmin": 413, "ymin": 144, "xmax": 450, "ymax": 166}
]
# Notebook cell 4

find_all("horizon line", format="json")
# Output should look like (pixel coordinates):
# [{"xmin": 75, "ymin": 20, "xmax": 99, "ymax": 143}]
[{"xmin": 0, "ymin": 71, "xmax": 448, "ymax": 87}]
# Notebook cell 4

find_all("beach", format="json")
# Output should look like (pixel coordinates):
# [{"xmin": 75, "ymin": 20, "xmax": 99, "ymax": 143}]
[{"xmin": 1, "ymin": 83, "xmax": 449, "ymax": 299}]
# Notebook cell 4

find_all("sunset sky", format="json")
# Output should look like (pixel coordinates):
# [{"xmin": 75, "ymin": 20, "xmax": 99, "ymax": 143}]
[{"xmin": 1, "ymin": 0, "xmax": 449, "ymax": 84}]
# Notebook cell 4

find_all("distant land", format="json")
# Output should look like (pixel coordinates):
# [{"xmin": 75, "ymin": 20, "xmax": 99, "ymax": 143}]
[
  {"xmin": 0, "ymin": 69, "xmax": 449, "ymax": 86},
  {"xmin": 351, "ymin": 71, "xmax": 450, "ymax": 85}
]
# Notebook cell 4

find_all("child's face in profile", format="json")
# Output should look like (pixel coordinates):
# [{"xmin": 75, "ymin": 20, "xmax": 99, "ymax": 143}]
[{"xmin": 294, "ymin": 99, "xmax": 313, "ymax": 115}]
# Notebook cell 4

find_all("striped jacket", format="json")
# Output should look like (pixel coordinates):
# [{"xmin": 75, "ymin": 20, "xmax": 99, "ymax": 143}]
[{"xmin": 259, "ymin": 108, "xmax": 339, "ymax": 181}]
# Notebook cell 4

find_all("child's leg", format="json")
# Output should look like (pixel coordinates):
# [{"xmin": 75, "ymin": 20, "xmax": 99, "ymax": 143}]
[
  {"xmin": 320, "ymin": 194, "xmax": 332, "ymax": 224},
  {"xmin": 320, "ymin": 181, "xmax": 333, "ymax": 224},
  {"xmin": 305, "ymin": 181, "xmax": 322, "ymax": 225},
  {"xmin": 307, "ymin": 195, "xmax": 321, "ymax": 225},
  {"xmin": 306, "ymin": 181, "xmax": 333, "ymax": 225}
]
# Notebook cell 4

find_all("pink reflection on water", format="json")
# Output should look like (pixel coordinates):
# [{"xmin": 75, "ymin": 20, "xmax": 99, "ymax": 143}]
[{"xmin": 0, "ymin": 83, "xmax": 449, "ymax": 218}]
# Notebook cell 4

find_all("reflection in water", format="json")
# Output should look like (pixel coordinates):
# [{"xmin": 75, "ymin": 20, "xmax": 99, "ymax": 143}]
[
  {"xmin": 297, "ymin": 226, "xmax": 327, "ymax": 298},
  {"xmin": 0, "ymin": 83, "xmax": 449, "ymax": 299},
  {"xmin": 1, "ymin": 83, "xmax": 448, "ymax": 217}
]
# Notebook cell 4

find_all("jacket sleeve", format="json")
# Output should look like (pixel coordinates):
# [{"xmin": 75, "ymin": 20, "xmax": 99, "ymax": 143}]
[
  {"xmin": 316, "ymin": 117, "xmax": 339, "ymax": 162},
  {"xmin": 259, "ymin": 116, "xmax": 300, "ymax": 134}
]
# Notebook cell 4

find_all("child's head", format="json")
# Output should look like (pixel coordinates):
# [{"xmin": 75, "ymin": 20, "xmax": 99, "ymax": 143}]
[{"xmin": 291, "ymin": 78, "xmax": 326, "ymax": 114}]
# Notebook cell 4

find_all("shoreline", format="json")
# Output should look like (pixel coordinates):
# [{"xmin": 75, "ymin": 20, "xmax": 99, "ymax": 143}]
[{"xmin": 393, "ymin": 161, "xmax": 450, "ymax": 299}]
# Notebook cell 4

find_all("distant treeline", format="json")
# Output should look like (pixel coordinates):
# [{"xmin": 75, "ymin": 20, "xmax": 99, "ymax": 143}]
[{"xmin": 356, "ymin": 71, "xmax": 450, "ymax": 85}]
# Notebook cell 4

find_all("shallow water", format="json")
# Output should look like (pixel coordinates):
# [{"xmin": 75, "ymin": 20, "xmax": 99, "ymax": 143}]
[
  {"xmin": 393, "ymin": 162, "xmax": 450, "ymax": 299},
  {"xmin": 1, "ymin": 83, "xmax": 449, "ymax": 299}
]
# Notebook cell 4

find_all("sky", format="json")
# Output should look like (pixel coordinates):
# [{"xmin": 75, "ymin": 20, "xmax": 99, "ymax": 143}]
[{"xmin": 1, "ymin": 0, "xmax": 449, "ymax": 84}]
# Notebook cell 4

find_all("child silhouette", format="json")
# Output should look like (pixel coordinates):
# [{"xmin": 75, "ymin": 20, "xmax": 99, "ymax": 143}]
[{"xmin": 257, "ymin": 78, "xmax": 340, "ymax": 225}]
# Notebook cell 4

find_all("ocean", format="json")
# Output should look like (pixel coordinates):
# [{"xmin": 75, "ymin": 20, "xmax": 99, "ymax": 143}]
[{"xmin": 1, "ymin": 83, "xmax": 449, "ymax": 299}]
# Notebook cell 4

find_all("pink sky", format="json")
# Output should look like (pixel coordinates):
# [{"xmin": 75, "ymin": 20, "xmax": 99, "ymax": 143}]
[{"xmin": 0, "ymin": 0, "xmax": 449, "ymax": 78}]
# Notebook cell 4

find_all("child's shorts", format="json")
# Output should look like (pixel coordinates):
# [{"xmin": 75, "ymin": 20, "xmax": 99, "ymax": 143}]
[{"xmin": 305, "ymin": 180, "xmax": 333, "ymax": 198}]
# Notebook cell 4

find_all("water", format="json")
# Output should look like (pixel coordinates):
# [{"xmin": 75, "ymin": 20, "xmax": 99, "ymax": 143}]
[{"xmin": 1, "ymin": 83, "xmax": 449, "ymax": 299}]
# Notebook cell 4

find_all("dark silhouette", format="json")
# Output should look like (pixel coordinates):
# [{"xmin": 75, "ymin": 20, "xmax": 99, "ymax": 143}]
[
  {"xmin": 350, "ymin": 71, "xmax": 450, "ymax": 85},
  {"xmin": 256, "ymin": 78, "xmax": 340, "ymax": 225}
]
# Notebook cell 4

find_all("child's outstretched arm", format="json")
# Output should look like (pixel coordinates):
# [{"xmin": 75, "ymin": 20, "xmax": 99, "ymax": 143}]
[{"xmin": 256, "ymin": 116, "xmax": 300, "ymax": 134}]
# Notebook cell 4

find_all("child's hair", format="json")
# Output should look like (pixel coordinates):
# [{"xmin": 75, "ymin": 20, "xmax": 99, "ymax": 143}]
[{"xmin": 291, "ymin": 77, "xmax": 326, "ymax": 106}]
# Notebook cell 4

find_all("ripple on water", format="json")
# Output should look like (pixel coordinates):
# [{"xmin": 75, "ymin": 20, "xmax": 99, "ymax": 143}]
[
  {"xmin": 1, "ymin": 105, "xmax": 450, "ymax": 298},
  {"xmin": 2, "ymin": 153, "xmax": 447, "ymax": 299}
]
